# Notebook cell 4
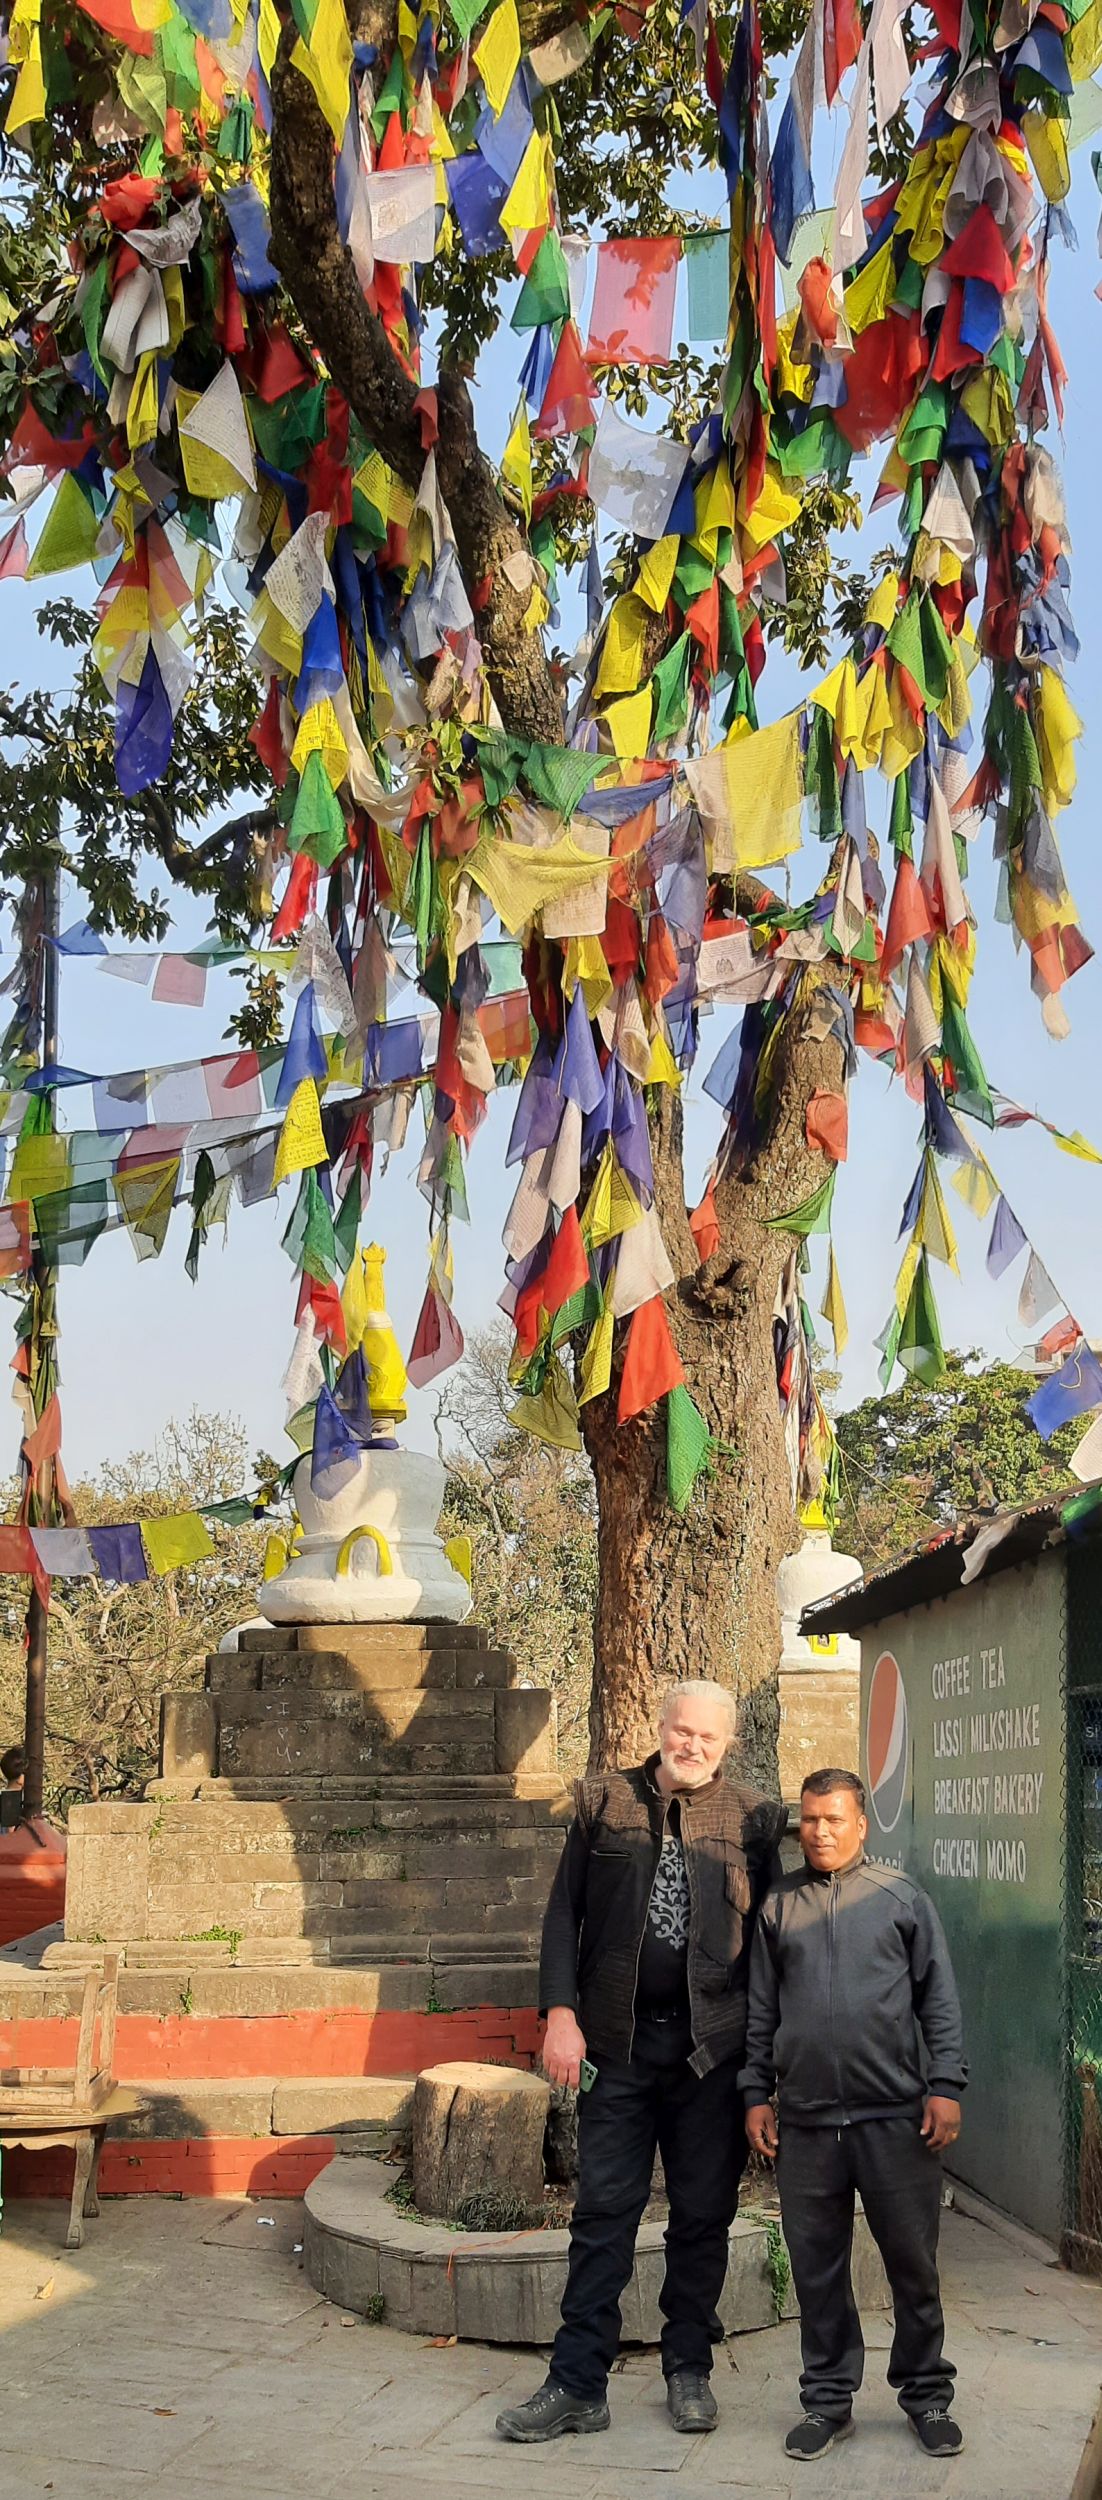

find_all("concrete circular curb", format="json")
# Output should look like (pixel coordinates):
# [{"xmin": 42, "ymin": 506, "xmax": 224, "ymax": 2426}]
[{"xmin": 303, "ymin": 2154, "xmax": 885, "ymax": 2344}]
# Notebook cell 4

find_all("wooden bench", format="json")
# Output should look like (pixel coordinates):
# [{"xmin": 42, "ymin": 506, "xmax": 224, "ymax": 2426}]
[{"xmin": 0, "ymin": 1954, "xmax": 119, "ymax": 2248}]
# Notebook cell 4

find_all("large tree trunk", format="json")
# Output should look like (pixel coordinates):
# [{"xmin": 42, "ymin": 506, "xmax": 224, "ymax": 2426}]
[{"xmin": 582, "ymin": 975, "xmax": 845, "ymax": 1791}]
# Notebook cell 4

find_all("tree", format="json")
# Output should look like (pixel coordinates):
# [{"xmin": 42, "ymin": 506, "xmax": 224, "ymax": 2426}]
[
  {"xmin": 0, "ymin": 1412, "xmax": 264, "ymax": 1814},
  {"xmin": 0, "ymin": 0, "xmax": 1092, "ymax": 1786},
  {"xmin": 833, "ymin": 1350, "xmax": 1084, "ymax": 1574}
]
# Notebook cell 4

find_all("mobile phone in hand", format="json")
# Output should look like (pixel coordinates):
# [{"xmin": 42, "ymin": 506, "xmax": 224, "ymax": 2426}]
[{"xmin": 579, "ymin": 2058, "xmax": 598, "ymax": 2093}]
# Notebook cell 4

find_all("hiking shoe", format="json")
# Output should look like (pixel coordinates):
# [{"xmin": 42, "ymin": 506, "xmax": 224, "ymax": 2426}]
[
  {"xmin": 666, "ymin": 2371, "xmax": 718, "ymax": 2433},
  {"xmin": 909, "ymin": 2408, "xmax": 964, "ymax": 2457},
  {"xmin": 495, "ymin": 2379, "xmax": 611, "ymax": 2443},
  {"xmin": 785, "ymin": 2413, "xmax": 855, "ymax": 2461}
]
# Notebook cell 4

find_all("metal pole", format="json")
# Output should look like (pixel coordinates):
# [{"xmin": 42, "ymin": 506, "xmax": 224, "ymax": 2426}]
[{"xmin": 21, "ymin": 871, "xmax": 60, "ymax": 1823}]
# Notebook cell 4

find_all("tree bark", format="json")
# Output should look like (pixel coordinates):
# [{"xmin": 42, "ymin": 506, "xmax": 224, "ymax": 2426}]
[
  {"xmin": 412, "ymin": 2061, "xmax": 550, "ymax": 2223},
  {"xmin": 582, "ymin": 971, "xmax": 845, "ymax": 1792}
]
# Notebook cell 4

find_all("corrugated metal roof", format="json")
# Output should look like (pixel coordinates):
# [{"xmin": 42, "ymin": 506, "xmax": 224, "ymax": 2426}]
[{"xmin": 800, "ymin": 1487, "xmax": 1102, "ymax": 1637}]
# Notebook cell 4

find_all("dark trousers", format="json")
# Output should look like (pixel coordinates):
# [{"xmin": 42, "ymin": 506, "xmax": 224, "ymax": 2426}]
[
  {"xmin": 776, "ymin": 2113, "xmax": 955, "ymax": 2422},
  {"xmin": 550, "ymin": 2019, "xmax": 747, "ymax": 2401}
]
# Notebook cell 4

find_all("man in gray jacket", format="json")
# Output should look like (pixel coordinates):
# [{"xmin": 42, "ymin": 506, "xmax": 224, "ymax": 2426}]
[{"xmin": 741, "ymin": 1767, "xmax": 966, "ymax": 2465}]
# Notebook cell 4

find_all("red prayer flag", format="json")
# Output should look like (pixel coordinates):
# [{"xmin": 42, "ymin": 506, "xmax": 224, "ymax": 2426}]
[
  {"xmin": 689, "ymin": 1183, "xmax": 720, "ymax": 1265},
  {"xmin": 586, "ymin": 238, "xmax": 681, "ymax": 368},
  {"xmin": 533, "ymin": 323, "xmax": 598, "ymax": 441},
  {"xmin": 805, "ymin": 1089, "xmax": 849, "ymax": 1162},
  {"xmin": 881, "ymin": 854, "xmax": 935, "ymax": 974},
  {"xmin": 618, "ymin": 1296, "xmax": 685, "ymax": 1422},
  {"xmin": 407, "ymin": 1284, "xmax": 464, "ymax": 1386}
]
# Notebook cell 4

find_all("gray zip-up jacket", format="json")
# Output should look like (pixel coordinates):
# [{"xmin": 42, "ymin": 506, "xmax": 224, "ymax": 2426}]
[{"xmin": 738, "ymin": 1854, "xmax": 967, "ymax": 2125}]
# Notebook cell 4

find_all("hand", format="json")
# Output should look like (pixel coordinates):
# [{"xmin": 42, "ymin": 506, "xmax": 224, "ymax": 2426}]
[
  {"xmin": 921, "ymin": 2095, "xmax": 961, "ymax": 2152},
  {"xmin": 542, "ymin": 2006, "xmax": 587, "ymax": 2091},
  {"xmin": 746, "ymin": 2102, "xmax": 779, "ymax": 2160}
]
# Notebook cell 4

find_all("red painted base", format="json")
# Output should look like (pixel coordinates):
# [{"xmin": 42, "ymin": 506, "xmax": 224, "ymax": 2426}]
[
  {"xmin": 0, "ymin": 2001, "xmax": 543, "ymax": 2204},
  {"xmin": 0, "ymin": 2002, "xmax": 543, "ymax": 2080},
  {"xmin": 0, "ymin": 1819, "xmax": 66, "ymax": 1947},
  {"xmin": 1, "ymin": 2136, "xmax": 336, "ymax": 2201}
]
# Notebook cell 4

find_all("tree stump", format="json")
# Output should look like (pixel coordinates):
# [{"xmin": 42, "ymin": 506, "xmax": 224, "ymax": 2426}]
[{"xmin": 412, "ymin": 2062, "xmax": 550, "ymax": 2226}]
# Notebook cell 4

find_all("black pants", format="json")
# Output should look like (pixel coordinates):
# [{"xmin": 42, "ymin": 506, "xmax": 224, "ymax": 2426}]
[
  {"xmin": 550, "ymin": 2019, "xmax": 746, "ymax": 2401},
  {"xmin": 776, "ymin": 2113, "xmax": 955, "ymax": 2422}
]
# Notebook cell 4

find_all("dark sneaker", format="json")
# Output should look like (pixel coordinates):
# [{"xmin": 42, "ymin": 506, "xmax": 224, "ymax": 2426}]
[
  {"xmin": 785, "ymin": 2413, "xmax": 855, "ymax": 2461},
  {"xmin": 909, "ymin": 2408, "xmax": 964, "ymax": 2457},
  {"xmin": 495, "ymin": 2379, "xmax": 611, "ymax": 2443},
  {"xmin": 666, "ymin": 2371, "xmax": 718, "ymax": 2433}
]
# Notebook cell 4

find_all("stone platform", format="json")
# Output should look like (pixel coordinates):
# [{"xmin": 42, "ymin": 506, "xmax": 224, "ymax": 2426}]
[
  {"xmin": 0, "ymin": 1621, "xmax": 569, "ymax": 2199},
  {"xmin": 303, "ymin": 2154, "xmax": 890, "ymax": 2343}
]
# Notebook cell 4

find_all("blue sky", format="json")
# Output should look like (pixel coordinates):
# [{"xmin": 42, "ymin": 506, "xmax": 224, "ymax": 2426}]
[{"xmin": 3, "ymin": 135, "xmax": 1101, "ymax": 1487}]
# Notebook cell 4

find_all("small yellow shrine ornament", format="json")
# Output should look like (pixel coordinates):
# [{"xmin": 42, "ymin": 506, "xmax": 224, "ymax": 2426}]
[{"xmin": 360, "ymin": 1243, "xmax": 409, "ymax": 1427}]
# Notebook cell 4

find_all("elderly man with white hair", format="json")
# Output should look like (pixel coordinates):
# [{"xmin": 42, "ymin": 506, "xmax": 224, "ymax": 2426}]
[{"xmin": 497, "ymin": 1679, "xmax": 786, "ymax": 2445}]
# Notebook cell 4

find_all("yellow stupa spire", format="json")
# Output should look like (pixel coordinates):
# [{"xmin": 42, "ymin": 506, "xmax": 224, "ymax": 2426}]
[{"xmin": 361, "ymin": 1243, "xmax": 408, "ymax": 1427}]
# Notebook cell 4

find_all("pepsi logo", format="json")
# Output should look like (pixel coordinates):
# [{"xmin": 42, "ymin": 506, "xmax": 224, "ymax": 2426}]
[{"xmin": 866, "ymin": 1650, "xmax": 910, "ymax": 1836}]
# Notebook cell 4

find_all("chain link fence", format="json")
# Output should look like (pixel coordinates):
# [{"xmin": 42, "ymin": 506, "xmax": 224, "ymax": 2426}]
[{"xmin": 1065, "ymin": 1543, "xmax": 1102, "ymax": 2274}]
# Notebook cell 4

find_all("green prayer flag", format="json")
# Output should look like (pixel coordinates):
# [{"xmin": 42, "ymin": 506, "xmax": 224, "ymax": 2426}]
[
  {"xmin": 666, "ymin": 1384, "xmax": 712, "ymax": 1514},
  {"xmin": 27, "ymin": 473, "xmax": 102, "ymax": 579},
  {"xmin": 289, "ymin": 750, "xmax": 347, "ymax": 869},
  {"xmin": 683, "ymin": 231, "xmax": 730, "ymax": 342},
  {"xmin": 652, "ymin": 633, "xmax": 692, "ymax": 743},
  {"xmin": 897, "ymin": 1251, "xmax": 946, "ymax": 1387},
  {"xmin": 511, "ymin": 232, "xmax": 571, "ymax": 333},
  {"xmin": 941, "ymin": 992, "xmax": 994, "ymax": 1126},
  {"xmin": 333, "ymin": 1169, "xmax": 362, "ymax": 1276},
  {"xmin": 521, "ymin": 745, "xmax": 600, "ymax": 818},
  {"xmin": 763, "ymin": 1168, "xmax": 837, "ymax": 1237},
  {"xmin": 889, "ymin": 770, "xmax": 913, "ymax": 861},
  {"xmin": 805, "ymin": 703, "xmax": 842, "ymax": 843}
]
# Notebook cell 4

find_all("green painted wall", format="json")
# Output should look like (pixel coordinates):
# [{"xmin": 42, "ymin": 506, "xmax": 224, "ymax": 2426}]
[{"xmin": 860, "ymin": 1555, "xmax": 1067, "ymax": 2242}]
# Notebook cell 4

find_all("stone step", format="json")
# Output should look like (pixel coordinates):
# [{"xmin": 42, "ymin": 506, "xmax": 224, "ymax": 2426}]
[
  {"xmin": 147, "ymin": 1834, "xmax": 563, "ymax": 1883},
  {"xmin": 218, "ymin": 1729, "xmax": 497, "ymax": 1781},
  {"xmin": 141, "ymin": 1872, "xmax": 549, "ymax": 1942},
  {"xmin": 207, "ymin": 1646, "xmax": 515, "ymax": 1697},
  {"xmin": 165, "ymin": 1776, "xmax": 567, "ymax": 1814},
  {"xmin": 237, "ymin": 1624, "xmax": 491, "ymax": 1656},
  {"xmin": 104, "ymin": 2074, "xmax": 416, "ymax": 2151},
  {"xmin": 216, "ymin": 1687, "xmax": 496, "ymax": 1735}
]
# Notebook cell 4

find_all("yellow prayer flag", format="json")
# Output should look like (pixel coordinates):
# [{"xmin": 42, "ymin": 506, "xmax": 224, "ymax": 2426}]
[
  {"xmin": 595, "ymin": 594, "xmax": 650, "ymax": 698},
  {"xmin": 127, "ymin": 351, "xmax": 160, "ymax": 452},
  {"xmin": 501, "ymin": 396, "xmax": 533, "ymax": 524},
  {"xmin": 737, "ymin": 461, "xmax": 802, "ymax": 555},
  {"xmin": 645, "ymin": 1023, "xmax": 682, "ymax": 1089},
  {"xmin": 914, "ymin": 1152, "xmax": 959, "ymax": 1273},
  {"xmin": 1052, "ymin": 1127, "xmax": 1102, "ymax": 1166},
  {"xmin": 563, "ymin": 934, "xmax": 613, "ymax": 1017},
  {"xmin": 500, "ymin": 130, "xmax": 552, "ymax": 237},
  {"xmin": 141, "ymin": 1511, "xmax": 215, "ymax": 1575},
  {"xmin": 582, "ymin": 1144, "xmax": 642, "ymax": 1248},
  {"xmin": 865, "ymin": 571, "xmax": 900, "ymax": 632},
  {"xmin": 686, "ymin": 711, "xmax": 803, "ymax": 871},
  {"xmin": 291, "ymin": 699, "xmax": 349, "ymax": 791},
  {"xmin": 637, "ymin": 535, "xmax": 679, "ymax": 613},
  {"xmin": 578, "ymin": 1305, "xmax": 615, "ymax": 1405},
  {"xmin": 5, "ymin": 25, "xmax": 45, "ymax": 135},
  {"xmin": 444, "ymin": 1534, "xmax": 473, "ymax": 1588},
  {"xmin": 474, "ymin": 0, "xmax": 521, "ymax": 115},
  {"xmin": 290, "ymin": 0, "xmax": 353, "ymax": 139},
  {"xmin": 844, "ymin": 239, "xmax": 896, "ymax": 335},
  {"xmin": 821, "ymin": 1244, "xmax": 849, "ymax": 1358},
  {"xmin": 603, "ymin": 686, "xmax": 653, "ymax": 759},
  {"xmin": 951, "ymin": 1152, "xmax": 1000, "ymax": 1219},
  {"xmin": 273, "ymin": 1078, "xmax": 327, "ymax": 1185},
  {"xmin": 1035, "ymin": 665, "xmax": 1082, "ymax": 818}
]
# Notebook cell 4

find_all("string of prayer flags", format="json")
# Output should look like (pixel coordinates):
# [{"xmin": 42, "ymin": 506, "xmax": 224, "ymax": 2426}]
[{"xmin": 4, "ymin": 0, "xmax": 1102, "ymax": 1526}]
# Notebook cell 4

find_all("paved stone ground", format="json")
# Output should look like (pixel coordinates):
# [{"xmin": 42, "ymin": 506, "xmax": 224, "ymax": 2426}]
[{"xmin": 0, "ymin": 2194, "xmax": 1097, "ymax": 2500}]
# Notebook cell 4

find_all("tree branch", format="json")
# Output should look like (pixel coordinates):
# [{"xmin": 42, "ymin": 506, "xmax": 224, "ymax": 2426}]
[{"xmin": 267, "ymin": 16, "xmax": 565, "ymax": 745}]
